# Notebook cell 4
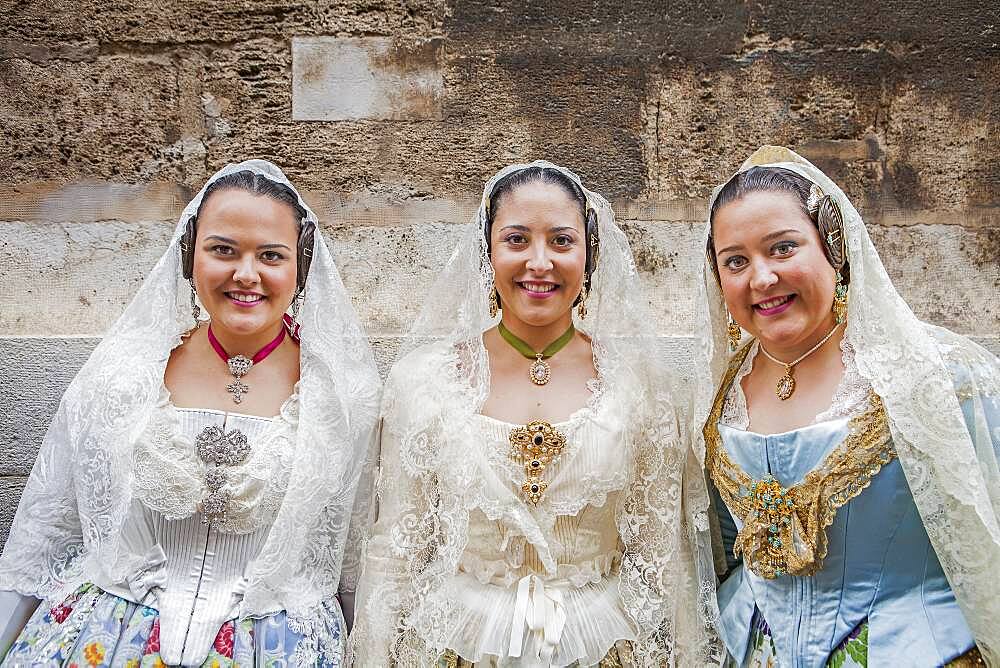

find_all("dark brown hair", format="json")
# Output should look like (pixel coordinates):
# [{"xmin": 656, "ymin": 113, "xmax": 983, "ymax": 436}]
[{"xmin": 707, "ymin": 166, "xmax": 849, "ymax": 283}]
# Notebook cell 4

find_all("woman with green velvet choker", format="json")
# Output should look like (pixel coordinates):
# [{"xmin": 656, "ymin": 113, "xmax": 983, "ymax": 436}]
[{"xmin": 351, "ymin": 161, "xmax": 719, "ymax": 666}]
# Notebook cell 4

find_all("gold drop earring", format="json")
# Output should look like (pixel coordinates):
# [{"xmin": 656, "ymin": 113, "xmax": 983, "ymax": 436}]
[
  {"xmin": 832, "ymin": 272, "xmax": 848, "ymax": 324},
  {"xmin": 726, "ymin": 311, "xmax": 742, "ymax": 351},
  {"xmin": 577, "ymin": 285, "xmax": 588, "ymax": 319},
  {"xmin": 489, "ymin": 287, "xmax": 499, "ymax": 319}
]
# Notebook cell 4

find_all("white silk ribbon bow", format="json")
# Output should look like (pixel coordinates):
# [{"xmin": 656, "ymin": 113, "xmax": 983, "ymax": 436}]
[
  {"xmin": 508, "ymin": 574, "xmax": 568, "ymax": 663},
  {"xmin": 125, "ymin": 544, "xmax": 168, "ymax": 602}
]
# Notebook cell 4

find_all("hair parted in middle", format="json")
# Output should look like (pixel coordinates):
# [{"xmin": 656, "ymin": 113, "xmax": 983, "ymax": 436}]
[
  {"xmin": 483, "ymin": 165, "xmax": 600, "ymax": 308},
  {"xmin": 179, "ymin": 169, "xmax": 316, "ymax": 293}
]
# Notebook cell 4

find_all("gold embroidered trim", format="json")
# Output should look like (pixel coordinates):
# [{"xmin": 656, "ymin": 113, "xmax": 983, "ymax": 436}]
[{"xmin": 704, "ymin": 342, "xmax": 894, "ymax": 579}]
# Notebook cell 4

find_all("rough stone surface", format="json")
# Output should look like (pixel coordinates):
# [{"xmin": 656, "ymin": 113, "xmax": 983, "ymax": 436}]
[
  {"xmin": 0, "ymin": 477, "xmax": 27, "ymax": 548},
  {"xmin": 0, "ymin": 0, "xmax": 998, "ymax": 548},
  {"xmin": 292, "ymin": 37, "xmax": 443, "ymax": 121}
]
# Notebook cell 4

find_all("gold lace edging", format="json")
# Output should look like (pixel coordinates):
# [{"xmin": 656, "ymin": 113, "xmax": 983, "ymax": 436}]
[{"xmin": 704, "ymin": 342, "xmax": 894, "ymax": 579}]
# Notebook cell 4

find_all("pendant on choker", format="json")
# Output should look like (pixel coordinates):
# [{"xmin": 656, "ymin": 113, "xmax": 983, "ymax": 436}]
[
  {"xmin": 497, "ymin": 321, "xmax": 575, "ymax": 387},
  {"xmin": 509, "ymin": 420, "xmax": 566, "ymax": 505},
  {"xmin": 207, "ymin": 324, "xmax": 286, "ymax": 405},
  {"xmin": 529, "ymin": 354, "xmax": 551, "ymax": 385},
  {"xmin": 226, "ymin": 355, "xmax": 253, "ymax": 404}
]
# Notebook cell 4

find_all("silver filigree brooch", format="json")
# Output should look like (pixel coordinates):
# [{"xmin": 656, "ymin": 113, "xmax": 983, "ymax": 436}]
[{"xmin": 195, "ymin": 425, "xmax": 251, "ymax": 527}]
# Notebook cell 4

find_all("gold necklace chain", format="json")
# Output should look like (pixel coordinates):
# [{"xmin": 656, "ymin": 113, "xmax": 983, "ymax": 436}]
[{"xmin": 758, "ymin": 321, "xmax": 842, "ymax": 400}]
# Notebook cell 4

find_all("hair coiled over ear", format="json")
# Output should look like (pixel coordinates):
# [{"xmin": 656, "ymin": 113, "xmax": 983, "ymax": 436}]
[
  {"xmin": 815, "ymin": 194, "xmax": 848, "ymax": 280},
  {"xmin": 178, "ymin": 170, "xmax": 315, "ymax": 293}
]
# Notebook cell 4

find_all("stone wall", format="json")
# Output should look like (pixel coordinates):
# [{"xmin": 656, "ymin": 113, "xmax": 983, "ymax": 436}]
[{"xmin": 1, "ymin": 1, "xmax": 997, "ymax": 547}]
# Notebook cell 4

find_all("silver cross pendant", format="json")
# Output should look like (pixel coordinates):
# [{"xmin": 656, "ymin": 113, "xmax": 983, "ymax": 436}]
[{"xmin": 226, "ymin": 378, "xmax": 249, "ymax": 404}]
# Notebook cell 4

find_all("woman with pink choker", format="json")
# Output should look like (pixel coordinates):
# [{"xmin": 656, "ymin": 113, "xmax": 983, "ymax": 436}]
[{"xmin": 0, "ymin": 160, "xmax": 379, "ymax": 666}]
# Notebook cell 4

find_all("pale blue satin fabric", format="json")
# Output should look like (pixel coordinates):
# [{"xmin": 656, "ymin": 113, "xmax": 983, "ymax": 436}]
[{"xmin": 714, "ymin": 417, "xmax": 978, "ymax": 668}]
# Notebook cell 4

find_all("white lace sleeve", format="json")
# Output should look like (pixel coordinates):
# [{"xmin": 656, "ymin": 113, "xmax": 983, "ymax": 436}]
[
  {"xmin": 338, "ymin": 422, "xmax": 380, "ymax": 631},
  {"xmin": 0, "ymin": 400, "xmax": 85, "ymax": 599},
  {"xmin": 351, "ymin": 373, "xmax": 431, "ymax": 666}
]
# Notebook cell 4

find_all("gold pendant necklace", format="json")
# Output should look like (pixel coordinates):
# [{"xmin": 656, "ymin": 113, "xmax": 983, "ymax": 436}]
[
  {"xmin": 758, "ymin": 322, "xmax": 842, "ymax": 401},
  {"xmin": 497, "ymin": 321, "xmax": 576, "ymax": 386}
]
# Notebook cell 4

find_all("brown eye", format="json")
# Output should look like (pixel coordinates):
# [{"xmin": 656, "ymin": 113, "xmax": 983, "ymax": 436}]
[{"xmin": 723, "ymin": 255, "xmax": 747, "ymax": 270}]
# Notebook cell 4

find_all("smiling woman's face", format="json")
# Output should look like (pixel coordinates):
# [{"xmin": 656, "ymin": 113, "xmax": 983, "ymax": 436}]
[
  {"xmin": 490, "ymin": 180, "xmax": 587, "ymax": 331},
  {"xmin": 192, "ymin": 188, "xmax": 299, "ymax": 339},
  {"xmin": 712, "ymin": 190, "xmax": 837, "ymax": 354}
]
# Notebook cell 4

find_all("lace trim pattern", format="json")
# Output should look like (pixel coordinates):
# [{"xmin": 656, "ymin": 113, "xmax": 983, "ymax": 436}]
[
  {"xmin": 706, "ymin": 343, "xmax": 895, "ymax": 579},
  {"xmin": 720, "ymin": 333, "xmax": 872, "ymax": 430},
  {"xmin": 131, "ymin": 389, "xmax": 298, "ymax": 534}
]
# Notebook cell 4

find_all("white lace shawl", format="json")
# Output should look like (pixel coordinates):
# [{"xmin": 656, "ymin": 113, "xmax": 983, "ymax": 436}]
[
  {"xmin": 0, "ymin": 160, "xmax": 381, "ymax": 619},
  {"xmin": 692, "ymin": 146, "xmax": 1000, "ymax": 663},
  {"xmin": 351, "ymin": 161, "xmax": 720, "ymax": 667}
]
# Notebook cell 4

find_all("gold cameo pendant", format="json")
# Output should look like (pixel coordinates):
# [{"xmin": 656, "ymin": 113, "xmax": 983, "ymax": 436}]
[
  {"xmin": 775, "ymin": 366, "xmax": 795, "ymax": 400},
  {"xmin": 529, "ymin": 354, "xmax": 551, "ymax": 385},
  {"xmin": 509, "ymin": 420, "xmax": 566, "ymax": 504}
]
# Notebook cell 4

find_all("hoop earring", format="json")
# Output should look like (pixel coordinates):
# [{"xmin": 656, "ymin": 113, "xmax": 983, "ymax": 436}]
[
  {"xmin": 489, "ymin": 287, "xmax": 499, "ymax": 319},
  {"xmin": 726, "ymin": 311, "xmax": 742, "ymax": 351},
  {"xmin": 577, "ymin": 285, "xmax": 588, "ymax": 320},
  {"xmin": 832, "ymin": 272, "xmax": 848, "ymax": 324},
  {"xmin": 189, "ymin": 280, "xmax": 202, "ymax": 321}
]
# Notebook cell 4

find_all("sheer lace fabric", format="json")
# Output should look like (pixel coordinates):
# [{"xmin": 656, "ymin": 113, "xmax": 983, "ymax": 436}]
[
  {"xmin": 0, "ymin": 160, "xmax": 381, "ymax": 625},
  {"xmin": 692, "ymin": 146, "xmax": 1000, "ymax": 663},
  {"xmin": 721, "ymin": 334, "xmax": 871, "ymax": 430},
  {"xmin": 132, "ymin": 388, "xmax": 298, "ymax": 534},
  {"xmin": 352, "ymin": 162, "xmax": 719, "ymax": 667}
]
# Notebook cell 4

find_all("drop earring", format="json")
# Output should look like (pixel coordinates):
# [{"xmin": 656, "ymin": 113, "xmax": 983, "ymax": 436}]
[
  {"xmin": 489, "ymin": 287, "xmax": 499, "ymax": 319},
  {"xmin": 832, "ymin": 272, "xmax": 848, "ymax": 324},
  {"xmin": 577, "ymin": 285, "xmax": 588, "ymax": 320},
  {"xmin": 726, "ymin": 311, "xmax": 742, "ymax": 351},
  {"xmin": 189, "ymin": 280, "xmax": 202, "ymax": 321}
]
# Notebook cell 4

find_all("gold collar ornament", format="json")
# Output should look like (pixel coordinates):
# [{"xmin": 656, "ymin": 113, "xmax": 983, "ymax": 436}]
[
  {"xmin": 509, "ymin": 420, "xmax": 566, "ymax": 504},
  {"xmin": 705, "ymin": 343, "xmax": 893, "ymax": 579},
  {"xmin": 758, "ymin": 321, "xmax": 842, "ymax": 400}
]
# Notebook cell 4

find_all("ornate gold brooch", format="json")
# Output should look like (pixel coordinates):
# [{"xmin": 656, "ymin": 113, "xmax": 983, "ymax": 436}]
[{"xmin": 509, "ymin": 420, "xmax": 566, "ymax": 504}]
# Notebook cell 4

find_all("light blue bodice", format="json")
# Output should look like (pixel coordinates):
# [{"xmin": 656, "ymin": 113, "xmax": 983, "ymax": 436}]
[{"xmin": 715, "ymin": 418, "xmax": 976, "ymax": 668}]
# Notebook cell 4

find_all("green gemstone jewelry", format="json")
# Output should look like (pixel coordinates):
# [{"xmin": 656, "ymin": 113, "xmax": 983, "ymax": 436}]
[{"xmin": 497, "ymin": 321, "xmax": 576, "ymax": 386}]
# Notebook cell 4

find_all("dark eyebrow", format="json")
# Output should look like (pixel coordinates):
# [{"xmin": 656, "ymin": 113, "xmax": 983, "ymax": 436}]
[
  {"xmin": 716, "ymin": 228, "xmax": 804, "ymax": 256},
  {"xmin": 498, "ymin": 224, "xmax": 530, "ymax": 232},
  {"xmin": 549, "ymin": 226, "xmax": 580, "ymax": 233},
  {"xmin": 204, "ymin": 235, "xmax": 291, "ymax": 252}
]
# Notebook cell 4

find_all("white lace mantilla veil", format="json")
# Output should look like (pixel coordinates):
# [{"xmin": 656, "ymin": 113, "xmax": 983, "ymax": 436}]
[
  {"xmin": 691, "ymin": 146, "xmax": 1000, "ymax": 663},
  {"xmin": 351, "ymin": 160, "xmax": 720, "ymax": 666},
  {"xmin": 0, "ymin": 160, "xmax": 381, "ymax": 619}
]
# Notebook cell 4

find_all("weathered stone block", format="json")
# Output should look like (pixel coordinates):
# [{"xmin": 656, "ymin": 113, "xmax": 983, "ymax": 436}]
[
  {"xmin": 0, "ymin": 337, "xmax": 99, "ymax": 475},
  {"xmin": 0, "ymin": 477, "xmax": 28, "ymax": 549},
  {"xmin": 292, "ymin": 37, "xmax": 443, "ymax": 121}
]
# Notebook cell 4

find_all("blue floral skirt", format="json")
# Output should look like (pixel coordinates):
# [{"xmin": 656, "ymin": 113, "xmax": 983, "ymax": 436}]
[{"xmin": 2, "ymin": 584, "xmax": 344, "ymax": 667}]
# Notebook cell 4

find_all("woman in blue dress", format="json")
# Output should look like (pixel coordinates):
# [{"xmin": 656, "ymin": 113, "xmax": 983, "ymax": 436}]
[
  {"xmin": 0, "ymin": 160, "xmax": 380, "ymax": 666},
  {"xmin": 693, "ymin": 146, "xmax": 999, "ymax": 667}
]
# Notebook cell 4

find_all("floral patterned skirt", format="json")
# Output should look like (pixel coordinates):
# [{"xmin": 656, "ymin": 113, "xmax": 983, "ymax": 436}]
[
  {"xmin": 739, "ymin": 615, "xmax": 984, "ymax": 668},
  {"xmin": 2, "ymin": 584, "xmax": 344, "ymax": 667},
  {"xmin": 438, "ymin": 640, "xmax": 634, "ymax": 667}
]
